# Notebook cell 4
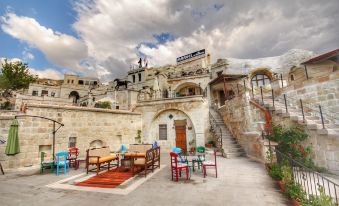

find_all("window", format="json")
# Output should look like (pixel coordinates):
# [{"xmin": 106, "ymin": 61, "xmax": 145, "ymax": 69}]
[
  {"xmin": 32, "ymin": 90, "xmax": 38, "ymax": 96},
  {"xmin": 71, "ymin": 80, "xmax": 74, "ymax": 84},
  {"xmin": 217, "ymin": 71, "xmax": 223, "ymax": 76},
  {"xmin": 138, "ymin": 73, "xmax": 142, "ymax": 81},
  {"xmin": 159, "ymin": 124, "xmax": 167, "ymax": 140},
  {"xmin": 41, "ymin": 90, "xmax": 48, "ymax": 96},
  {"xmin": 132, "ymin": 75, "xmax": 135, "ymax": 83},
  {"xmin": 78, "ymin": 80, "xmax": 84, "ymax": 85},
  {"xmin": 67, "ymin": 80, "xmax": 70, "ymax": 84},
  {"xmin": 93, "ymin": 81, "xmax": 98, "ymax": 85},
  {"xmin": 51, "ymin": 92, "xmax": 55, "ymax": 97},
  {"xmin": 290, "ymin": 74, "xmax": 295, "ymax": 81},
  {"xmin": 251, "ymin": 74, "xmax": 270, "ymax": 87},
  {"xmin": 69, "ymin": 137, "xmax": 77, "ymax": 148}
]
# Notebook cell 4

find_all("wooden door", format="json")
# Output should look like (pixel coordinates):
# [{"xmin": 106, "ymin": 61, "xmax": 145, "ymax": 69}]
[{"xmin": 175, "ymin": 126, "xmax": 187, "ymax": 152}]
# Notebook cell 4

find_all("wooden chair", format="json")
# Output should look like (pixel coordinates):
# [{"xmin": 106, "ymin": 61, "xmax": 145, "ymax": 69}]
[
  {"xmin": 40, "ymin": 152, "xmax": 54, "ymax": 174},
  {"xmin": 152, "ymin": 147, "xmax": 161, "ymax": 170},
  {"xmin": 133, "ymin": 148, "xmax": 154, "ymax": 177},
  {"xmin": 170, "ymin": 152, "xmax": 189, "ymax": 181},
  {"xmin": 202, "ymin": 150, "xmax": 217, "ymax": 178},
  {"xmin": 0, "ymin": 162, "xmax": 4, "ymax": 175},
  {"xmin": 55, "ymin": 152, "xmax": 69, "ymax": 176},
  {"xmin": 68, "ymin": 147, "xmax": 79, "ymax": 168}
]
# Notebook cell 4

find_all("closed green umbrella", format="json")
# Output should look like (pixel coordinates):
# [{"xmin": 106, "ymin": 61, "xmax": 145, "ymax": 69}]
[{"xmin": 5, "ymin": 119, "xmax": 20, "ymax": 155}]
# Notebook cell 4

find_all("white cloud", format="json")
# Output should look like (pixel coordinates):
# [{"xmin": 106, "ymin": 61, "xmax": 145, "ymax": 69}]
[
  {"xmin": 22, "ymin": 50, "xmax": 34, "ymax": 60},
  {"xmin": 29, "ymin": 68, "xmax": 63, "ymax": 80},
  {"xmin": 1, "ymin": 0, "xmax": 339, "ymax": 80},
  {"xmin": 1, "ymin": 13, "xmax": 88, "ymax": 73}
]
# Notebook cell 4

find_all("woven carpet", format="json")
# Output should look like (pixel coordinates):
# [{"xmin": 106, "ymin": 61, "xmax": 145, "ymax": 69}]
[{"xmin": 75, "ymin": 167, "xmax": 141, "ymax": 188}]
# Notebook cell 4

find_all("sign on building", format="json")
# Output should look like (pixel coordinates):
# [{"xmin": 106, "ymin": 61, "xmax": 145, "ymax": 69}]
[{"xmin": 176, "ymin": 49, "xmax": 205, "ymax": 63}]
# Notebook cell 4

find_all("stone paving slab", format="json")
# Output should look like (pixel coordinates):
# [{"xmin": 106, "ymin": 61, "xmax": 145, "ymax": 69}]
[{"xmin": 0, "ymin": 154, "xmax": 290, "ymax": 206}]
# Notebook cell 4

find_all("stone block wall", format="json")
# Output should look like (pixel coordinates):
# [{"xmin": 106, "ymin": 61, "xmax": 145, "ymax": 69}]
[
  {"xmin": 0, "ymin": 104, "xmax": 141, "ymax": 170},
  {"xmin": 218, "ymin": 93, "xmax": 267, "ymax": 162}
]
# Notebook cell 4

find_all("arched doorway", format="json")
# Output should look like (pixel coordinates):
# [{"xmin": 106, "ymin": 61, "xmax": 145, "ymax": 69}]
[
  {"xmin": 149, "ymin": 109, "xmax": 196, "ymax": 152},
  {"xmin": 174, "ymin": 82, "xmax": 202, "ymax": 97},
  {"xmin": 69, "ymin": 91, "xmax": 80, "ymax": 103}
]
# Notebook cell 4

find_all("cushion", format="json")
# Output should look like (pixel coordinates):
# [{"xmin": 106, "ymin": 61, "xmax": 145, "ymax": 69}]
[
  {"xmin": 133, "ymin": 158, "xmax": 145, "ymax": 165},
  {"xmin": 89, "ymin": 154, "xmax": 117, "ymax": 164}
]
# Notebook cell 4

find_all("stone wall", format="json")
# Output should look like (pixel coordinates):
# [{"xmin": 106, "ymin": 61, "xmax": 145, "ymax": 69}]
[
  {"xmin": 272, "ymin": 114, "xmax": 339, "ymax": 174},
  {"xmin": 0, "ymin": 104, "xmax": 141, "ymax": 170},
  {"xmin": 218, "ymin": 93, "xmax": 268, "ymax": 162},
  {"xmin": 135, "ymin": 96, "xmax": 209, "ymax": 152}
]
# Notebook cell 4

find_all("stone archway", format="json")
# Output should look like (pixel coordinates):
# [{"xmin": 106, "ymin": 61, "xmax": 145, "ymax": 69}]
[
  {"xmin": 69, "ymin": 91, "xmax": 80, "ymax": 103},
  {"xmin": 149, "ymin": 109, "xmax": 196, "ymax": 152},
  {"xmin": 174, "ymin": 82, "xmax": 202, "ymax": 97},
  {"xmin": 89, "ymin": 140, "xmax": 104, "ymax": 148}
]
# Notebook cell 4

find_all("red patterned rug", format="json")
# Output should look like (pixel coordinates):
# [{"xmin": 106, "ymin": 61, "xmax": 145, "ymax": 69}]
[{"xmin": 75, "ymin": 167, "xmax": 141, "ymax": 188}]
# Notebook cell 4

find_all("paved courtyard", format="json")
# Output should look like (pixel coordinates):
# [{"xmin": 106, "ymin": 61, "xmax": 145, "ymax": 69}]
[{"xmin": 0, "ymin": 155, "xmax": 290, "ymax": 206}]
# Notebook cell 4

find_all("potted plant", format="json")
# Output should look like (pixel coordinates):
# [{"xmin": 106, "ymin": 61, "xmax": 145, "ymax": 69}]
[
  {"xmin": 205, "ymin": 140, "xmax": 215, "ymax": 148},
  {"xmin": 286, "ymin": 183, "xmax": 306, "ymax": 206},
  {"xmin": 279, "ymin": 163, "xmax": 293, "ymax": 193},
  {"xmin": 268, "ymin": 163, "xmax": 282, "ymax": 181},
  {"xmin": 307, "ymin": 186, "xmax": 336, "ymax": 206}
]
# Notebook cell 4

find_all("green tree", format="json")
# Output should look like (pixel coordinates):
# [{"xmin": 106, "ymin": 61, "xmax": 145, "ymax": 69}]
[{"xmin": 0, "ymin": 59, "xmax": 36, "ymax": 100}]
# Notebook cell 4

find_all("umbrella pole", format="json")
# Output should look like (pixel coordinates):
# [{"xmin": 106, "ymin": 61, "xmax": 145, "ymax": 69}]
[{"xmin": 53, "ymin": 121, "xmax": 55, "ymax": 161}]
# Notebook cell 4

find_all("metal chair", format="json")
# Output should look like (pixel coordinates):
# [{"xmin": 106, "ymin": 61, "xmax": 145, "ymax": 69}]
[{"xmin": 55, "ymin": 152, "xmax": 69, "ymax": 176}]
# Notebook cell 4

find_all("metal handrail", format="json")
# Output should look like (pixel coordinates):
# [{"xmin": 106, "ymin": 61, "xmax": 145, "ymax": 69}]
[
  {"xmin": 275, "ymin": 149, "xmax": 338, "ymax": 205},
  {"xmin": 209, "ymin": 111, "xmax": 223, "ymax": 155}
]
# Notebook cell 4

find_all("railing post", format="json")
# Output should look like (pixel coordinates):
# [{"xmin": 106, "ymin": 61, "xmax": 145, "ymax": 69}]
[
  {"xmin": 319, "ymin": 105, "xmax": 325, "ymax": 129},
  {"xmin": 280, "ymin": 74, "xmax": 284, "ymax": 88},
  {"xmin": 251, "ymin": 81, "xmax": 254, "ymax": 98},
  {"xmin": 260, "ymin": 86, "xmax": 264, "ymax": 104},
  {"xmin": 283, "ymin": 94, "xmax": 288, "ymax": 113},
  {"xmin": 271, "ymin": 89, "xmax": 275, "ymax": 108},
  {"xmin": 243, "ymin": 79, "xmax": 246, "ymax": 93},
  {"xmin": 300, "ymin": 99, "xmax": 305, "ymax": 123}
]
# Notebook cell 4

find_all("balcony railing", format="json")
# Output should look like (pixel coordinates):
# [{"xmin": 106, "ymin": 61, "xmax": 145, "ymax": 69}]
[{"xmin": 137, "ymin": 90, "xmax": 205, "ymax": 102}]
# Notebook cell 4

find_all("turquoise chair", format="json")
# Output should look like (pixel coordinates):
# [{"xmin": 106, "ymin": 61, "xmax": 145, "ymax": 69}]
[
  {"xmin": 120, "ymin": 144, "xmax": 127, "ymax": 153},
  {"xmin": 55, "ymin": 151, "xmax": 69, "ymax": 176}
]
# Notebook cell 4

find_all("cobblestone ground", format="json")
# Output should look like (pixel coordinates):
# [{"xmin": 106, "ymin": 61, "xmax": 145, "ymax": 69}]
[{"xmin": 0, "ymin": 155, "xmax": 290, "ymax": 206}]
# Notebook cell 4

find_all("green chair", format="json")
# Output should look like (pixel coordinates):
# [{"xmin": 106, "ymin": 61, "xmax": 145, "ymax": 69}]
[
  {"xmin": 192, "ymin": 146, "xmax": 206, "ymax": 171},
  {"xmin": 40, "ymin": 152, "xmax": 54, "ymax": 174}
]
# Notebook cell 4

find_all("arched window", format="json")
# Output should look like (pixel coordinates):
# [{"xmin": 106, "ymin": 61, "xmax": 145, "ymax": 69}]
[{"xmin": 251, "ymin": 74, "xmax": 271, "ymax": 87}]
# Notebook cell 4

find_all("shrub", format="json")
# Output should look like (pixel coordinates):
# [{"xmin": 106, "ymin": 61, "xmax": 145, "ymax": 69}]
[
  {"xmin": 94, "ymin": 101, "xmax": 111, "ymax": 109},
  {"xmin": 307, "ymin": 186, "xmax": 336, "ymax": 206},
  {"xmin": 286, "ymin": 183, "xmax": 307, "ymax": 203},
  {"xmin": 281, "ymin": 163, "xmax": 293, "ymax": 186},
  {"xmin": 269, "ymin": 163, "xmax": 282, "ymax": 180}
]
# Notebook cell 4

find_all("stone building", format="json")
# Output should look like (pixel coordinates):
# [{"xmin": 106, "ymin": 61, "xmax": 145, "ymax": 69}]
[{"xmin": 1, "ymin": 48, "xmax": 339, "ymax": 175}]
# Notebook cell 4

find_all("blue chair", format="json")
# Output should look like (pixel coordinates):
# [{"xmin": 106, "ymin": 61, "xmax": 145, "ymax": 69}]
[
  {"xmin": 172, "ymin": 147, "xmax": 182, "ymax": 154},
  {"xmin": 153, "ymin": 141, "xmax": 158, "ymax": 149},
  {"xmin": 120, "ymin": 144, "xmax": 127, "ymax": 153},
  {"xmin": 172, "ymin": 147, "xmax": 186, "ymax": 164},
  {"xmin": 55, "ymin": 152, "xmax": 69, "ymax": 176}
]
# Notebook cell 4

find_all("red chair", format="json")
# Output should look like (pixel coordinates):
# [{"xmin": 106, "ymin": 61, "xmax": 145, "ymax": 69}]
[
  {"xmin": 170, "ymin": 152, "xmax": 189, "ymax": 181},
  {"xmin": 68, "ymin": 147, "xmax": 79, "ymax": 168},
  {"xmin": 202, "ymin": 150, "xmax": 217, "ymax": 178}
]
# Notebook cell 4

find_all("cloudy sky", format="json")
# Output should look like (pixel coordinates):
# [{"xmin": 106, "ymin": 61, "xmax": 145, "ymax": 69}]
[{"xmin": 0, "ymin": 0, "xmax": 338, "ymax": 81}]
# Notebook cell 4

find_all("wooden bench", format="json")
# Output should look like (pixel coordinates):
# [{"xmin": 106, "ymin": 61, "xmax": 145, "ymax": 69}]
[{"xmin": 86, "ymin": 146, "xmax": 119, "ymax": 174}]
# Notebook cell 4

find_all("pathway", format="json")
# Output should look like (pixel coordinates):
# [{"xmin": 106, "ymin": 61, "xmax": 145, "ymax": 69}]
[{"xmin": 0, "ymin": 155, "xmax": 290, "ymax": 206}]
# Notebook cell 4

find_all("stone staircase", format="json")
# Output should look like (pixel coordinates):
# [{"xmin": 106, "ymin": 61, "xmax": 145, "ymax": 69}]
[
  {"xmin": 209, "ymin": 108, "xmax": 246, "ymax": 158},
  {"xmin": 254, "ymin": 95, "xmax": 339, "ymax": 138}
]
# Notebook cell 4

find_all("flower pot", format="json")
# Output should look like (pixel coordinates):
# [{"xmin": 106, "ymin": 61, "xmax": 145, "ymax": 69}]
[
  {"xmin": 291, "ymin": 198, "xmax": 301, "ymax": 206},
  {"xmin": 265, "ymin": 163, "xmax": 272, "ymax": 172},
  {"xmin": 278, "ymin": 181, "xmax": 286, "ymax": 193},
  {"xmin": 205, "ymin": 144, "xmax": 213, "ymax": 148}
]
